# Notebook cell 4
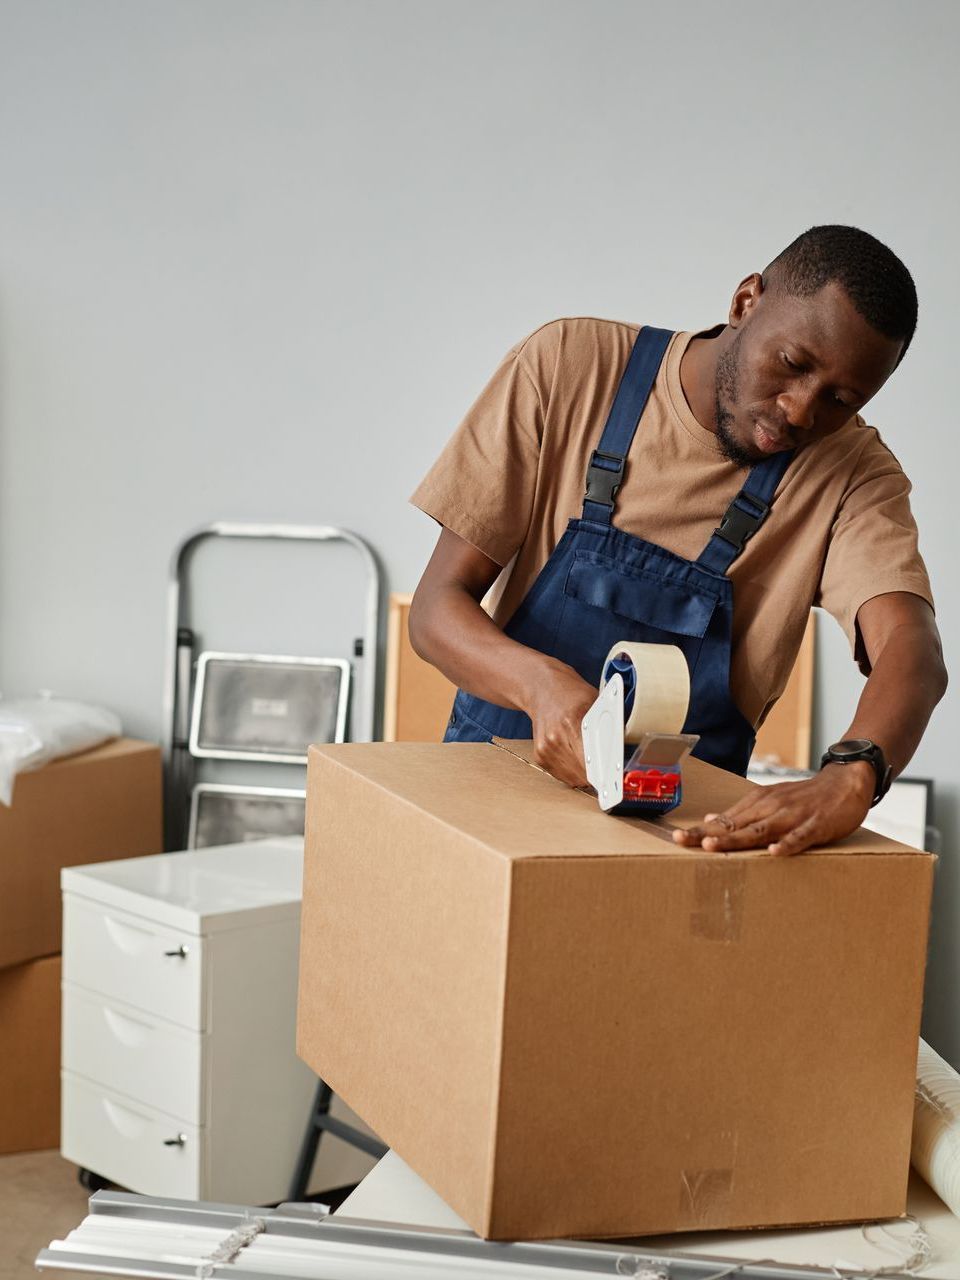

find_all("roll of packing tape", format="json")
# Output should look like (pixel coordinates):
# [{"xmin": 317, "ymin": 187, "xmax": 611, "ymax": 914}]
[
  {"xmin": 599, "ymin": 641, "xmax": 690, "ymax": 739},
  {"xmin": 912, "ymin": 1038, "xmax": 960, "ymax": 1219}
]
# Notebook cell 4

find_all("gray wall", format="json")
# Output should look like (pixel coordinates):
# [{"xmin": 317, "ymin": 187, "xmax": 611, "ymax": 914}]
[{"xmin": 1, "ymin": 1, "xmax": 957, "ymax": 1060}]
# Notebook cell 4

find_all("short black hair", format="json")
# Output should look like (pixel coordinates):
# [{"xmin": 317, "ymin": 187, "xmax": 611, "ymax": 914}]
[{"xmin": 764, "ymin": 225, "xmax": 918, "ymax": 361}]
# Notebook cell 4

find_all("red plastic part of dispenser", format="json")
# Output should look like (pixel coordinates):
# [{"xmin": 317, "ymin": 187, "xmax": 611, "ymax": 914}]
[{"xmin": 622, "ymin": 768, "xmax": 681, "ymax": 801}]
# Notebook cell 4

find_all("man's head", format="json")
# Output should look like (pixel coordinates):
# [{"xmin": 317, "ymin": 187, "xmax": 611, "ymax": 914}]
[{"xmin": 713, "ymin": 225, "xmax": 917, "ymax": 468}]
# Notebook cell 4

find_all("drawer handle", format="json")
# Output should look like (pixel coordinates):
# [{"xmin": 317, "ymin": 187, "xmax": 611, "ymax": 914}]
[
  {"xmin": 104, "ymin": 1006, "xmax": 154, "ymax": 1047},
  {"xmin": 104, "ymin": 914, "xmax": 155, "ymax": 954},
  {"xmin": 164, "ymin": 945, "xmax": 189, "ymax": 958},
  {"xmin": 163, "ymin": 1134, "xmax": 187, "ymax": 1147},
  {"xmin": 103, "ymin": 1097, "xmax": 149, "ymax": 1138}
]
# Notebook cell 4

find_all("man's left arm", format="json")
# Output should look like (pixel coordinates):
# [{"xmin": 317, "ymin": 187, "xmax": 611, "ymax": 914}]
[{"xmin": 673, "ymin": 592, "xmax": 948, "ymax": 855}]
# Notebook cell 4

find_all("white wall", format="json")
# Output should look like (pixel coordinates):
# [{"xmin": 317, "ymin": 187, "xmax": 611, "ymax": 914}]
[{"xmin": 1, "ymin": 0, "xmax": 956, "ymax": 1061}]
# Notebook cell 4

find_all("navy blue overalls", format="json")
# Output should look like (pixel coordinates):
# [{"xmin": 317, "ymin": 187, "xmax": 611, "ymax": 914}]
[{"xmin": 444, "ymin": 326, "xmax": 794, "ymax": 777}]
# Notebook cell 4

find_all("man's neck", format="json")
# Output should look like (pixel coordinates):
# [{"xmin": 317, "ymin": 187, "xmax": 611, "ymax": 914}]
[{"xmin": 679, "ymin": 326, "xmax": 726, "ymax": 433}]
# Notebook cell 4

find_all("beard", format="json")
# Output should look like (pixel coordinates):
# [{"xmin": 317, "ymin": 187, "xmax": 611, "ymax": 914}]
[{"xmin": 713, "ymin": 331, "xmax": 757, "ymax": 469}]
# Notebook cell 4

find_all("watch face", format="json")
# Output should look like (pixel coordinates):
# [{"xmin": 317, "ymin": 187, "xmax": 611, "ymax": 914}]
[{"xmin": 832, "ymin": 738, "xmax": 873, "ymax": 758}]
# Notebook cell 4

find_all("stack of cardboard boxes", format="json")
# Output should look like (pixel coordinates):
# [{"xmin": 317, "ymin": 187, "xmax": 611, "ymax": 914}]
[{"xmin": 0, "ymin": 739, "xmax": 163, "ymax": 1156}]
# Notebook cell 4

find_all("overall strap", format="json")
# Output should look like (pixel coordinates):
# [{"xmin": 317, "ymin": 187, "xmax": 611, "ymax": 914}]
[
  {"xmin": 581, "ymin": 326, "xmax": 674, "ymax": 525},
  {"xmin": 696, "ymin": 449, "xmax": 795, "ymax": 576}
]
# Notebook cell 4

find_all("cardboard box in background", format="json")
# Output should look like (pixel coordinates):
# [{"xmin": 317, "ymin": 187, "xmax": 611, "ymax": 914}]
[
  {"xmin": 384, "ymin": 592, "xmax": 816, "ymax": 769},
  {"xmin": 383, "ymin": 593, "xmax": 456, "ymax": 743},
  {"xmin": 0, "ymin": 954, "xmax": 61, "ymax": 1154},
  {"xmin": 298, "ymin": 740, "xmax": 934, "ymax": 1241},
  {"xmin": 752, "ymin": 613, "xmax": 815, "ymax": 769},
  {"xmin": 0, "ymin": 739, "xmax": 163, "ymax": 970}
]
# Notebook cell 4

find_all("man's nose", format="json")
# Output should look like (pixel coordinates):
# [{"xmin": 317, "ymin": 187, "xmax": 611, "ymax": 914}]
[{"xmin": 776, "ymin": 385, "xmax": 817, "ymax": 433}]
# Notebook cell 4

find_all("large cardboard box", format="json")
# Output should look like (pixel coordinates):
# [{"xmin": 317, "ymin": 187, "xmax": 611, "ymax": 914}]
[
  {"xmin": 0, "ymin": 738, "xmax": 163, "ymax": 970},
  {"xmin": 297, "ymin": 740, "xmax": 934, "ymax": 1241},
  {"xmin": 0, "ymin": 954, "xmax": 61, "ymax": 1153}
]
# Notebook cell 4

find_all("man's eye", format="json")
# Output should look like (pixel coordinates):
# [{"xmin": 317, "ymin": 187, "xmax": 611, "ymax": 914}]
[{"xmin": 780, "ymin": 351, "xmax": 799, "ymax": 371}]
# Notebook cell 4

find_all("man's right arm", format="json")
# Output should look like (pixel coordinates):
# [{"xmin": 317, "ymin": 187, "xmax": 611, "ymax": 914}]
[{"xmin": 408, "ymin": 526, "xmax": 597, "ymax": 787}]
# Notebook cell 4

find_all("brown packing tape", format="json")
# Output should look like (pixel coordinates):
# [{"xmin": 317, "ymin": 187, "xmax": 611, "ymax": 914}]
[
  {"xmin": 624, "ymin": 816, "xmax": 677, "ymax": 845},
  {"xmin": 690, "ymin": 860, "xmax": 747, "ymax": 942},
  {"xmin": 600, "ymin": 640, "xmax": 690, "ymax": 738},
  {"xmin": 678, "ymin": 1129, "xmax": 739, "ymax": 1228},
  {"xmin": 680, "ymin": 1167, "xmax": 736, "ymax": 1225}
]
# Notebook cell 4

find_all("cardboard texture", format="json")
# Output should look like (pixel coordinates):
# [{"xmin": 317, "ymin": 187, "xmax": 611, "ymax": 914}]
[
  {"xmin": 382, "ymin": 592, "xmax": 815, "ymax": 768},
  {"xmin": 0, "ymin": 954, "xmax": 61, "ymax": 1153},
  {"xmin": 0, "ymin": 738, "xmax": 163, "ymax": 970},
  {"xmin": 297, "ymin": 741, "xmax": 933, "ymax": 1241}
]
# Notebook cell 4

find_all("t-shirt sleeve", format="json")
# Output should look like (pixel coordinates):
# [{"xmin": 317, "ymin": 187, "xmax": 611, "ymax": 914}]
[
  {"xmin": 409, "ymin": 337, "xmax": 546, "ymax": 566},
  {"xmin": 815, "ymin": 429, "xmax": 935, "ymax": 675}
]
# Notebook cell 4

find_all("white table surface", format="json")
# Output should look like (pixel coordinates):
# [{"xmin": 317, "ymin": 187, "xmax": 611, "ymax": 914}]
[{"xmin": 339, "ymin": 1151, "xmax": 960, "ymax": 1277}]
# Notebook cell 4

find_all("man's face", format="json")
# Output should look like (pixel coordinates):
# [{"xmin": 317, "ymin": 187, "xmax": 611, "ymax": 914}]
[{"xmin": 714, "ymin": 280, "xmax": 905, "ymax": 468}]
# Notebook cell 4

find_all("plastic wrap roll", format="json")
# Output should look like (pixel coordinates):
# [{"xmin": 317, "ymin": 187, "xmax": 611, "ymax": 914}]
[
  {"xmin": 599, "ymin": 641, "xmax": 689, "ymax": 738},
  {"xmin": 912, "ymin": 1038, "xmax": 960, "ymax": 1219}
]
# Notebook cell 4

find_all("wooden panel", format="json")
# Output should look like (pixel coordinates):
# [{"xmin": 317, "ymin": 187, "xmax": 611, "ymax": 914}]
[
  {"xmin": 384, "ymin": 594, "xmax": 816, "ymax": 769},
  {"xmin": 752, "ymin": 613, "xmax": 816, "ymax": 770}
]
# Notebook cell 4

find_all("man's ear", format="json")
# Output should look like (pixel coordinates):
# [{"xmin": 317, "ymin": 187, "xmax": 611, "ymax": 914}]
[{"xmin": 728, "ymin": 272, "xmax": 764, "ymax": 328}]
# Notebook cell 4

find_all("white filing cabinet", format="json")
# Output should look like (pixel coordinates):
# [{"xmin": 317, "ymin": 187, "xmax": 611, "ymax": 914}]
[{"xmin": 61, "ymin": 837, "xmax": 376, "ymax": 1204}]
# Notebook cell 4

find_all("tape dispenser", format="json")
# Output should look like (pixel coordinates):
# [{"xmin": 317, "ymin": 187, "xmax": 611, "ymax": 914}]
[{"xmin": 581, "ymin": 641, "xmax": 699, "ymax": 816}]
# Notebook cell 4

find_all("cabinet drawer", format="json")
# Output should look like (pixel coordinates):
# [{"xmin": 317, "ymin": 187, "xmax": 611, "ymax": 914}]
[
  {"xmin": 62, "ymin": 984, "xmax": 203, "ymax": 1124},
  {"xmin": 61, "ymin": 1071, "xmax": 202, "ymax": 1199},
  {"xmin": 63, "ymin": 895, "xmax": 204, "ymax": 1031}
]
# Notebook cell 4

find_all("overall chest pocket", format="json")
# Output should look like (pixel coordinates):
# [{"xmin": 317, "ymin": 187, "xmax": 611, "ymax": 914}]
[{"xmin": 556, "ymin": 551, "xmax": 719, "ymax": 684}]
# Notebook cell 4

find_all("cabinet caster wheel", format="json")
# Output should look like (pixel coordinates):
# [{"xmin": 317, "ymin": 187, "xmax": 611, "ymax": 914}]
[{"xmin": 77, "ymin": 1167, "xmax": 110, "ymax": 1192}]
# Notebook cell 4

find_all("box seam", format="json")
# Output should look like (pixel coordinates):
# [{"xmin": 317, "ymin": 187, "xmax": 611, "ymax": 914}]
[
  {"xmin": 309, "ymin": 747, "xmax": 933, "ymax": 862},
  {"xmin": 482, "ymin": 854, "xmax": 515, "ymax": 1236}
]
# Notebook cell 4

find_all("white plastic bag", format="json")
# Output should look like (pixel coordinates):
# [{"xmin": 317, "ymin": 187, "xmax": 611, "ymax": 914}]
[{"xmin": 0, "ymin": 695, "xmax": 122, "ymax": 806}]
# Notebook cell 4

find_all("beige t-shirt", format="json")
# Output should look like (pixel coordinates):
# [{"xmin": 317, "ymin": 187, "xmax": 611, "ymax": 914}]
[{"xmin": 410, "ymin": 317, "xmax": 934, "ymax": 729}]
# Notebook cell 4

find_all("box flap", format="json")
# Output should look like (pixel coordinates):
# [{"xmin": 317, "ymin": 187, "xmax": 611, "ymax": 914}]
[
  {"xmin": 310, "ymin": 743, "xmax": 927, "ymax": 861},
  {"xmin": 491, "ymin": 739, "xmax": 925, "ymax": 857},
  {"xmin": 43, "ymin": 736, "xmax": 160, "ymax": 771}
]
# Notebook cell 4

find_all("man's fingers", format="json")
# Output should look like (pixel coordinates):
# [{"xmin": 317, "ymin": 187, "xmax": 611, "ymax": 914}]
[
  {"xmin": 704, "ymin": 794, "xmax": 769, "ymax": 823},
  {"xmin": 535, "ymin": 740, "xmax": 589, "ymax": 790},
  {"xmin": 673, "ymin": 807, "xmax": 766, "ymax": 846},
  {"xmin": 672, "ymin": 813, "xmax": 739, "ymax": 845},
  {"xmin": 705, "ymin": 782, "xmax": 818, "ymax": 828},
  {"xmin": 673, "ymin": 804, "xmax": 803, "ymax": 851},
  {"xmin": 673, "ymin": 776, "xmax": 853, "ymax": 856},
  {"xmin": 672, "ymin": 827, "xmax": 703, "ymax": 845},
  {"xmin": 698, "ymin": 820, "xmax": 779, "ymax": 851},
  {"xmin": 769, "ymin": 816, "xmax": 820, "ymax": 856}
]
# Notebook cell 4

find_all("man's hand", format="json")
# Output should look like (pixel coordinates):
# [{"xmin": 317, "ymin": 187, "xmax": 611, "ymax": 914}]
[
  {"xmin": 523, "ymin": 660, "xmax": 598, "ymax": 789},
  {"xmin": 408, "ymin": 529, "xmax": 600, "ymax": 790},
  {"xmin": 671, "ymin": 761, "xmax": 874, "ymax": 856}
]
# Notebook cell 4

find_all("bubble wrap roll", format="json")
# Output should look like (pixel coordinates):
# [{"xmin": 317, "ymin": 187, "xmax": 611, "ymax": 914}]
[
  {"xmin": 599, "ymin": 641, "xmax": 690, "ymax": 737},
  {"xmin": 912, "ymin": 1038, "xmax": 960, "ymax": 1219}
]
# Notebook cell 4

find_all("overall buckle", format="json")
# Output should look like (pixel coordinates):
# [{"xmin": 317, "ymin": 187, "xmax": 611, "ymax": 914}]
[
  {"xmin": 714, "ymin": 493, "xmax": 770, "ymax": 551},
  {"xmin": 584, "ymin": 451, "xmax": 625, "ymax": 509}
]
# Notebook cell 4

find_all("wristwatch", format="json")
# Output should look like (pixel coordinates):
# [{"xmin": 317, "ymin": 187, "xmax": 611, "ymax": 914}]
[{"xmin": 819, "ymin": 739, "xmax": 892, "ymax": 807}]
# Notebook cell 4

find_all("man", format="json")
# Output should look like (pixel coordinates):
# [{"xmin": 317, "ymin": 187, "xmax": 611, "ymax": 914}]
[{"xmin": 408, "ymin": 225, "xmax": 947, "ymax": 855}]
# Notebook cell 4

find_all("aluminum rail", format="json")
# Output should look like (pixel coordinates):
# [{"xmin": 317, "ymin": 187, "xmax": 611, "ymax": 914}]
[{"xmin": 35, "ymin": 1191, "xmax": 915, "ymax": 1280}]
